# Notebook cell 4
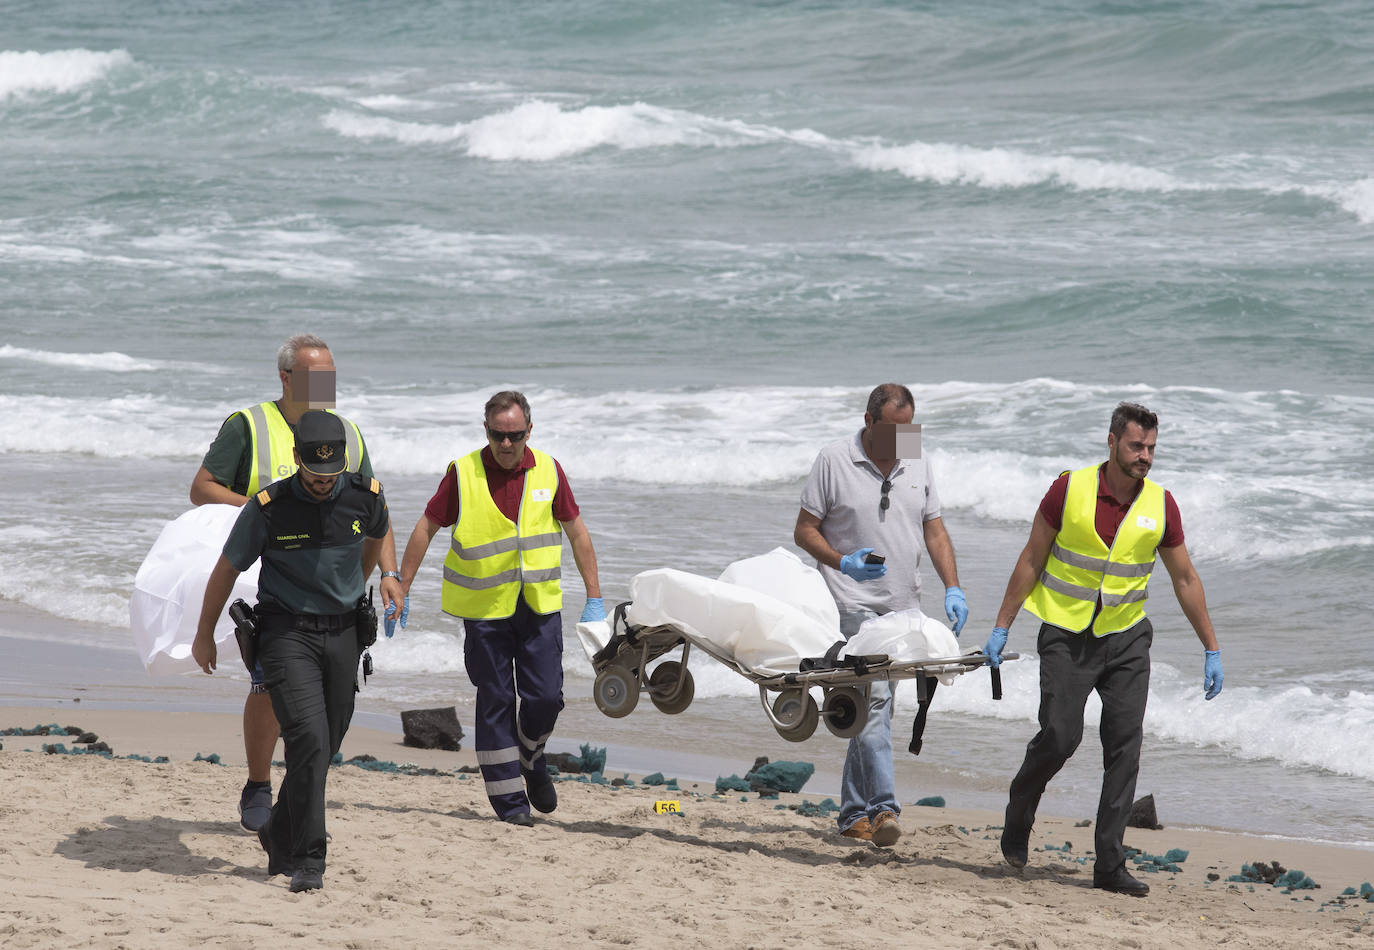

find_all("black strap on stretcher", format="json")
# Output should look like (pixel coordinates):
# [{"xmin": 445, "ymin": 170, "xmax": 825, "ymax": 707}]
[
  {"xmin": 909, "ymin": 676, "xmax": 937, "ymax": 755},
  {"xmin": 798, "ymin": 640, "xmax": 888, "ymax": 677},
  {"xmin": 798, "ymin": 641, "xmax": 1006, "ymax": 756}
]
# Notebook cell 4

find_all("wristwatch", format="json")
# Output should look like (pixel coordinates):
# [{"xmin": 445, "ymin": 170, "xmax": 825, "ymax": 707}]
[{"xmin": 381, "ymin": 571, "xmax": 402, "ymax": 581}]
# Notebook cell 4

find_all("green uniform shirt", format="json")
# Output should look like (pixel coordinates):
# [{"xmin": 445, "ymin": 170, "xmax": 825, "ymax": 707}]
[{"xmin": 224, "ymin": 473, "xmax": 390, "ymax": 615}]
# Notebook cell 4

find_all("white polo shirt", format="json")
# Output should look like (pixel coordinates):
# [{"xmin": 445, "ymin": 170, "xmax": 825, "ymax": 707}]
[{"xmin": 799, "ymin": 429, "xmax": 942, "ymax": 615}]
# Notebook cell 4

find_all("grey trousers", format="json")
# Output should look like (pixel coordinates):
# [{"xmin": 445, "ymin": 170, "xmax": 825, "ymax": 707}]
[{"xmin": 1005, "ymin": 618, "xmax": 1152, "ymax": 875}]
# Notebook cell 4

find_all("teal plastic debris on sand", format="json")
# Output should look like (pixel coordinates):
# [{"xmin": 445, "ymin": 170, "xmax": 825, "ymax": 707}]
[
  {"xmin": 914, "ymin": 795, "xmax": 945, "ymax": 808},
  {"xmin": 715, "ymin": 774, "xmax": 751, "ymax": 793},
  {"xmin": 2, "ymin": 723, "xmax": 77, "ymax": 737},
  {"xmin": 794, "ymin": 798, "xmax": 840, "ymax": 818},
  {"xmin": 1226, "ymin": 861, "xmax": 1318, "ymax": 891},
  {"xmin": 744, "ymin": 760, "xmax": 814, "ymax": 794},
  {"xmin": 193, "ymin": 752, "xmax": 224, "ymax": 765},
  {"xmin": 1133, "ymin": 849, "xmax": 1188, "ymax": 873},
  {"xmin": 578, "ymin": 744, "xmax": 607, "ymax": 774},
  {"xmin": 1275, "ymin": 869, "xmax": 1317, "ymax": 891},
  {"xmin": 641, "ymin": 772, "xmax": 667, "ymax": 786}
]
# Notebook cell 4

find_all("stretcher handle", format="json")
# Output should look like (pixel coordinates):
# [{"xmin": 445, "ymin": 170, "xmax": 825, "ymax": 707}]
[{"xmin": 991, "ymin": 665, "xmax": 1002, "ymax": 701}]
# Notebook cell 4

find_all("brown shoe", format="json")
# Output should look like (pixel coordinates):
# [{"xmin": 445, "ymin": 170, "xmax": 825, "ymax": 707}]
[
  {"xmin": 840, "ymin": 817, "xmax": 873, "ymax": 841},
  {"xmin": 871, "ymin": 810, "xmax": 902, "ymax": 847}
]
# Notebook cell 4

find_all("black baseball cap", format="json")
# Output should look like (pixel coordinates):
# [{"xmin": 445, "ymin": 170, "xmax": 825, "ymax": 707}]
[{"xmin": 296, "ymin": 409, "xmax": 348, "ymax": 476}]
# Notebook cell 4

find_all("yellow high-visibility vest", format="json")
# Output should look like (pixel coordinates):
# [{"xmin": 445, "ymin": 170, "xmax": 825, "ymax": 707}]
[
  {"xmin": 1024, "ymin": 464, "xmax": 1164, "ymax": 636},
  {"xmin": 441, "ymin": 448, "xmax": 563, "ymax": 619},
  {"xmin": 239, "ymin": 401, "xmax": 363, "ymax": 495}
]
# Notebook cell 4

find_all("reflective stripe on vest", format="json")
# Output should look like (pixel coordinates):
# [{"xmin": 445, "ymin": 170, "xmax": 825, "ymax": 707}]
[
  {"xmin": 240, "ymin": 402, "xmax": 364, "ymax": 495},
  {"xmin": 1024, "ymin": 464, "xmax": 1165, "ymax": 636},
  {"xmin": 440, "ymin": 448, "xmax": 563, "ymax": 620}
]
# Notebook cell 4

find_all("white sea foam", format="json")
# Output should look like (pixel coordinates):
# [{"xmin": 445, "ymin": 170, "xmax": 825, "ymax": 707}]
[
  {"xmin": 0, "ymin": 48, "xmax": 132, "ymax": 100},
  {"xmin": 852, "ymin": 141, "xmax": 1184, "ymax": 192},
  {"xmin": 352, "ymin": 94, "xmax": 437, "ymax": 112},
  {"xmin": 1308, "ymin": 178, "xmax": 1374, "ymax": 224},
  {"xmin": 0, "ymin": 346, "xmax": 233, "ymax": 377},
  {"xmin": 322, "ymin": 109, "xmax": 463, "ymax": 144},
  {"xmin": 324, "ymin": 98, "xmax": 835, "ymax": 161},
  {"xmin": 322, "ymin": 93, "xmax": 1374, "ymax": 225},
  {"xmin": 0, "ymin": 345, "xmax": 189, "ymax": 373},
  {"xmin": 0, "ymin": 394, "xmax": 215, "ymax": 458}
]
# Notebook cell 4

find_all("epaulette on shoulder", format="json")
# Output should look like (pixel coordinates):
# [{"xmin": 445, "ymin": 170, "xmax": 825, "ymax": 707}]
[
  {"xmin": 369, "ymin": 477, "xmax": 380, "ymax": 494},
  {"xmin": 256, "ymin": 489, "xmax": 272, "ymax": 506}
]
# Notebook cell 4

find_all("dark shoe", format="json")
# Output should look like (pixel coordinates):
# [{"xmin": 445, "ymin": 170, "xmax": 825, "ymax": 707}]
[
  {"xmin": 870, "ymin": 810, "xmax": 902, "ymax": 848},
  {"xmin": 1001, "ymin": 824, "xmax": 1030, "ymax": 869},
  {"xmin": 257, "ymin": 819, "xmax": 293, "ymax": 877},
  {"xmin": 502, "ymin": 812, "xmax": 535, "ymax": 827},
  {"xmin": 839, "ymin": 816, "xmax": 873, "ymax": 841},
  {"xmin": 289, "ymin": 869, "xmax": 323, "ymax": 893},
  {"xmin": 238, "ymin": 781, "xmax": 273, "ymax": 833},
  {"xmin": 1093, "ymin": 866, "xmax": 1150, "ymax": 897},
  {"xmin": 526, "ymin": 771, "xmax": 558, "ymax": 814}
]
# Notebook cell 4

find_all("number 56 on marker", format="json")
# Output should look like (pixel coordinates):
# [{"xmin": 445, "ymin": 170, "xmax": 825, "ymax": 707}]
[{"xmin": 654, "ymin": 800, "xmax": 680, "ymax": 814}]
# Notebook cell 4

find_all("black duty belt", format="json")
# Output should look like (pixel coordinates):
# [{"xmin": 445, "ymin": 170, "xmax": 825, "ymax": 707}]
[{"xmin": 257, "ymin": 605, "xmax": 355, "ymax": 632}]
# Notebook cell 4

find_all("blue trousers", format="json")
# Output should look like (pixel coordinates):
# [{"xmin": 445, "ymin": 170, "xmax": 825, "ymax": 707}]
[{"xmin": 463, "ymin": 598, "xmax": 564, "ymax": 818}]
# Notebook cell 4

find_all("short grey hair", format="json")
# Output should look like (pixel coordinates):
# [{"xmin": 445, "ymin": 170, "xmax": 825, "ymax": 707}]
[
  {"xmin": 484, "ymin": 390, "xmax": 531, "ymax": 427},
  {"xmin": 866, "ymin": 382, "xmax": 914, "ymax": 420},
  {"xmin": 277, "ymin": 334, "xmax": 330, "ymax": 373}
]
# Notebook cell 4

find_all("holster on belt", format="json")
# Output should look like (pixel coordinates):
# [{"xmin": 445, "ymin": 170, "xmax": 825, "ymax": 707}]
[
  {"xmin": 356, "ymin": 586, "xmax": 378, "ymax": 649},
  {"xmin": 229, "ymin": 599, "xmax": 259, "ymax": 672}
]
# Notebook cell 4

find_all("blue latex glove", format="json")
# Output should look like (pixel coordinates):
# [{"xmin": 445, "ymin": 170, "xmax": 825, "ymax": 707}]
[
  {"xmin": 944, "ymin": 586, "xmax": 969, "ymax": 635},
  {"xmin": 838, "ymin": 547, "xmax": 887, "ymax": 582},
  {"xmin": 580, "ymin": 597, "xmax": 606, "ymax": 623},
  {"xmin": 1204, "ymin": 649, "xmax": 1223, "ymax": 700},
  {"xmin": 985, "ymin": 626, "xmax": 1009, "ymax": 668},
  {"xmin": 383, "ymin": 596, "xmax": 409, "ymax": 638}
]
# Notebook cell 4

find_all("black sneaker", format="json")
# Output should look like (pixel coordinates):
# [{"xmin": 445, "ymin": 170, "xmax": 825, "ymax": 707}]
[
  {"xmin": 502, "ymin": 812, "xmax": 535, "ymax": 827},
  {"xmin": 289, "ymin": 869, "xmax": 323, "ymax": 893},
  {"xmin": 1093, "ymin": 866, "xmax": 1150, "ymax": 897},
  {"xmin": 238, "ymin": 782, "xmax": 273, "ymax": 833},
  {"xmin": 525, "ymin": 771, "xmax": 558, "ymax": 814}
]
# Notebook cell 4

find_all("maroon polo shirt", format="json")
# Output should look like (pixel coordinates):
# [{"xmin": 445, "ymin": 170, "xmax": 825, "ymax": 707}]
[
  {"xmin": 1037, "ymin": 463, "xmax": 1184, "ymax": 549},
  {"xmin": 424, "ymin": 445, "xmax": 579, "ymax": 528}
]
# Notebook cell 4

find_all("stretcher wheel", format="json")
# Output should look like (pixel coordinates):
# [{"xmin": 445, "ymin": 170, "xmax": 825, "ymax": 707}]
[
  {"xmin": 594, "ymin": 666, "xmax": 640, "ymax": 718},
  {"xmin": 648, "ymin": 661, "xmax": 694, "ymax": 714},
  {"xmin": 821, "ymin": 686, "xmax": 869, "ymax": 739},
  {"xmin": 772, "ymin": 689, "xmax": 819, "ymax": 742}
]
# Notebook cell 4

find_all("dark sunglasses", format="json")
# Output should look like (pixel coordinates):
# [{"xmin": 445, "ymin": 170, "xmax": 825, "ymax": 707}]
[
  {"xmin": 880, "ymin": 478, "xmax": 892, "ymax": 512},
  {"xmin": 486, "ymin": 426, "xmax": 528, "ymax": 444}
]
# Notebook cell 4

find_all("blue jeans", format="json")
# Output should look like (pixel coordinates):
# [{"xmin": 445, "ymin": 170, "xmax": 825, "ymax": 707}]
[{"xmin": 837, "ymin": 608, "xmax": 898, "ymax": 831}]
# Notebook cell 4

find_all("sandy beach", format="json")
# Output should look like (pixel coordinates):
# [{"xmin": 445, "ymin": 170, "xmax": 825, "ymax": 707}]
[{"xmin": 1, "ymin": 703, "xmax": 1370, "ymax": 950}]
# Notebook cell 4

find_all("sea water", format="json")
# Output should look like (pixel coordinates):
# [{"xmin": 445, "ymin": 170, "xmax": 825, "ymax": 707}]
[{"xmin": 2, "ymin": 1, "xmax": 1372, "ymax": 848}]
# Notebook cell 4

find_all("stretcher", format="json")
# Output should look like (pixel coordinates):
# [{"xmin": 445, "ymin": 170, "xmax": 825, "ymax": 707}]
[{"xmin": 576, "ymin": 550, "xmax": 1017, "ymax": 747}]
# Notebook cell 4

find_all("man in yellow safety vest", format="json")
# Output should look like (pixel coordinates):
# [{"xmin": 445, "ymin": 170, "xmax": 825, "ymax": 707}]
[
  {"xmin": 398, "ymin": 390, "xmax": 602, "ymax": 825},
  {"xmin": 189, "ymin": 333, "xmax": 385, "ymax": 833},
  {"xmin": 983, "ymin": 402, "xmax": 1223, "ymax": 897}
]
